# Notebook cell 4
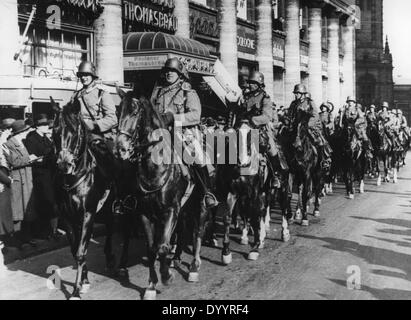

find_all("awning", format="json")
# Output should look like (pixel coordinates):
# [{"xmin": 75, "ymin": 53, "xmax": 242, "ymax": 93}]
[{"xmin": 123, "ymin": 32, "xmax": 216, "ymax": 75}]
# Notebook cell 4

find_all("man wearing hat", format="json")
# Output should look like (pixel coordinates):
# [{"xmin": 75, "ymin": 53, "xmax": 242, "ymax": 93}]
[
  {"xmin": 24, "ymin": 114, "xmax": 60, "ymax": 239},
  {"xmin": 286, "ymin": 84, "xmax": 332, "ymax": 170},
  {"xmin": 341, "ymin": 96, "xmax": 373, "ymax": 158},
  {"xmin": 150, "ymin": 57, "xmax": 217, "ymax": 209}
]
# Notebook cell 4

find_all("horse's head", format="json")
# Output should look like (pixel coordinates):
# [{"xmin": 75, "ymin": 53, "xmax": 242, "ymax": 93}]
[
  {"xmin": 56, "ymin": 100, "xmax": 87, "ymax": 175},
  {"xmin": 115, "ymin": 88, "xmax": 147, "ymax": 161}
]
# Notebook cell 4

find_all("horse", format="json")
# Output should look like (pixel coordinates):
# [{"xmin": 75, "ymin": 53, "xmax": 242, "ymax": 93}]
[
  {"xmin": 114, "ymin": 89, "xmax": 208, "ymax": 299},
  {"xmin": 339, "ymin": 120, "xmax": 366, "ymax": 199},
  {"xmin": 374, "ymin": 119, "xmax": 394, "ymax": 186},
  {"xmin": 282, "ymin": 108, "xmax": 325, "ymax": 226},
  {"xmin": 51, "ymin": 98, "xmax": 117, "ymax": 300}
]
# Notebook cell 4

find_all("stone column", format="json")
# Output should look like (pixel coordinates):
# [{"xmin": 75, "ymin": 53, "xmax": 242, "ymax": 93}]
[
  {"xmin": 256, "ymin": 0, "xmax": 274, "ymax": 99},
  {"xmin": 342, "ymin": 21, "xmax": 355, "ymax": 102},
  {"xmin": 327, "ymin": 10, "xmax": 340, "ymax": 107},
  {"xmin": 217, "ymin": 0, "xmax": 238, "ymax": 85},
  {"xmin": 94, "ymin": 0, "xmax": 124, "ymax": 84},
  {"xmin": 174, "ymin": 0, "xmax": 190, "ymax": 38},
  {"xmin": 308, "ymin": 2, "xmax": 323, "ymax": 105},
  {"xmin": 284, "ymin": 0, "xmax": 301, "ymax": 106},
  {"xmin": 0, "ymin": 0, "xmax": 20, "ymax": 76}
]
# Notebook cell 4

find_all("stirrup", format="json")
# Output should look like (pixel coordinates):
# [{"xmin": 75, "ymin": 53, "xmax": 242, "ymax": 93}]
[
  {"xmin": 203, "ymin": 192, "xmax": 219, "ymax": 209},
  {"xmin": 112, "ymin": 199, "xmax": 124, "ymax": 215}
]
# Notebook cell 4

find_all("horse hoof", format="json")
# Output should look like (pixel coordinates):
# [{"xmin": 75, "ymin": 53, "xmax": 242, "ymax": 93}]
[
  {"xmin": 348, "ymin": 194, "xmax": 354, "ymax": 200},
  {"xmin": 170, "ymin": 245, "xmax": 177, "ymax": 254},
  {"xmin": 80, "ymin": 283, "xmax": 90, "ymax": 294},
  {"xmin": 240, "ymin": 238, "xmax": 249, "ymax": 246},
  {"xmin": 313, "ymin": 211, "xmax": 320, "ymax": 218},
  {"xmin": 301, "ymin": 220, "xmax": 309, "ymax": 227},
  {"xmin": 282, "ymin": 231, "xmax": 291, "ymax": 242},
  {"xmin": 188, "ymin": 272, "xmax": 199, "ymax": 283},
  {"xmin": 248, "ymin": 251, "xmax": 259, "ymax": 261},
  {"xmin": 143, "ymin": 289, "xmax": 157, "ymax": 300},
  {"xmin": 69, "ymin": 296, "xmax": 81, "ymax": 301},
  {"xmin": 222, "ymin": 253, "xmax": 232, "ymax": 265},
  {"xmin": 212, "ymin": 239, "xmax": 219, "ymax": 248},
  {"xmin": 162, "ymin": 271, "xmax": 175, "ymax": 286},
  {"xmin": 258, "ymin": 242, "xmax": 265, "ymax": 249}
]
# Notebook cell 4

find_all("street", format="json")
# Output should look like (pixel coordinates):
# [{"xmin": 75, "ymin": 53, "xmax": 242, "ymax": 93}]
[{"xmin": 1, "ymin": 155, "xmax": 411, "ymax": 301}]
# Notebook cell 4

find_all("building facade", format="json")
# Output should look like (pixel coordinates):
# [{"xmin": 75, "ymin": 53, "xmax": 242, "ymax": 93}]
[
  {"xmin": 394, "ymin": 82, "xmax": 411, "ymax": 126},
  {"xmin": 355, "ymin": 0, "xmax": 394, "ymax": 108},
  {"xmin": 0, "ymin": 0, "xmax": 357, "ymax": 120}
]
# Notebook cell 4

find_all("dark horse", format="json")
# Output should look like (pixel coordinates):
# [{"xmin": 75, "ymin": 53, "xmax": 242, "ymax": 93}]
[
  {"xmin": 281, "ymin": 109, "xmax": 325, "ymax": 226},
  {"xmin": 339, "ymin": 120, "xmax": 366, "ymax": 199},
  {"xmin": 114, "ymin": 89, "xmax": 208, "ymax": 299},
  {"xmin": 373, "ymin": 119, "xmax": 393, "ymax": 186},
  {"xmin": 51, "ymin": 98, "xmax": 116, "ymax": 300}
]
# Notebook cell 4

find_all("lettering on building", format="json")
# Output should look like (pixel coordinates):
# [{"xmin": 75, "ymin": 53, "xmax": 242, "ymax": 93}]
[
  {"xmin": 58, "ymin": 0, "xmax": 103, "ymax": 13},
  {"xmin": 237, "ymin": 36, "xmax": 255, "ymax": 50},
  {"xmin": 124, "ymin": 0, "xmax": 178, "ymax": 33}
]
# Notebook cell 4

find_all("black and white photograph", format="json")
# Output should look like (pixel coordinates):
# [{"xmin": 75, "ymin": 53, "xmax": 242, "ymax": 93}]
[{"xmin": 0, "ymin": 0, "xmax": 410, "ymax": 304}]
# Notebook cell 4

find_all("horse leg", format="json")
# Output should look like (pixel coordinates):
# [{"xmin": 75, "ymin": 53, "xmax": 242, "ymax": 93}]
[
  {"xmin": 221, "ymin": 201, "xmax": 233, "ymax": 265},
  {"xmin": 70, "ymin": 211, "xmax": 95, "ymax": 300},
  {"xmin": 278, "ymin": 179, "xmax": 291, "ymax": 242},
  {"xmin": 104, "ymin": 213, "xmax": 116, "ymax": 276},
  {"xmin": 248, "ymin": 207, "xmax": 262, "ymax": 261},
  {"xmin": 141, "ymin": 215, "xmax": 158, "ymax": 300},
  {"xmin": 301, "ymin": 180, "xmax": 310, "ymax": 226},
  {"xmin": 118, "ymin": 213, "xmax": 132, "ymax": 278},
  {"xmin": 188, "ymin": 203, "xmax": 207, "ymax": 283},
  {"xmin": 158, "ymin": 208, "xmax": 176, "ymax": 286},
  {"xmin": 295, "ymin": 183, "xmax": 303, "ymax": 221},
  {"xmin": 376, "ymin": 156, "xmax": 382, "ymax": 186}
]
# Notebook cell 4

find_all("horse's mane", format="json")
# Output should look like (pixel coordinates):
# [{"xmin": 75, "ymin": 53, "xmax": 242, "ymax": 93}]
[{"xmin": 61, "ymin": 99, "xmax": 83, "ymax": 133}]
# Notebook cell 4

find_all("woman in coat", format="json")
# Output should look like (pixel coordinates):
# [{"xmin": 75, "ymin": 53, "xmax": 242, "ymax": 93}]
[
  {"xmin": 4, "ymin": 120, "xmax": 37, "ymax": 247},
  {"xmin": 0, "ymin": 119, "xmax": 14, "ymax": 239}
]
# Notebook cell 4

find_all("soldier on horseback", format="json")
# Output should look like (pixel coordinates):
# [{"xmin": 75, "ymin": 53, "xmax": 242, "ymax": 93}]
[
  {"xmin": 397, "ymin": 109, "xmax": 410, "ymax": 139},
  {"xmin": 70, "ymin": 61, "xmax": 122, "ymax": 213},
  {"xmin": 150, "ymin": 57, "xmax": 218, "ymax": 209},
  {"xmin": 378, "ymin": 101, "xmax": 403, "ymax": 152},
  {"xmin": 341, "ymin": 96, "xmax": 374, "ymax": 159},
  {"xmin": 319, "ymin": 102, "xmax": 335, "ymax": 138},
  {"xmin": 286, "ymin": 84, "xmax": 332, "ymax": 170},
  {"xmin": 236, "ymin": 71, "xmax": 288, "ymax": 176},
  {"xmin": 366, "ymin": 105, "xmax": 378, "ymax": 128}
]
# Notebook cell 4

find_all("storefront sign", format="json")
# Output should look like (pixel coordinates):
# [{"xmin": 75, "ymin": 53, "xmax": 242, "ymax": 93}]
[
  {"xmin": 123, "ymin": 0, "xmax": 178, "ymax": 32},
  {"xmin": 237, "ymin": 25, "xmax": 256, "ymax": 55},
  {"xmin": 124, "ymin": 54, "xmax": 168, "ymax": 70},
  {"xmin": 124, "ymin": 53, "xmax": 214, "ymax": 75},
  {"xmin": 273, "ymin": 35, "xmax": 284, "ymax": 67},
  {"xmin": 59, "ymin": 0, "xmax": 103, "ymax": 13},
  {"xmin": 189, "ymin": 9, "xmax": 219, "ymax": 40}
]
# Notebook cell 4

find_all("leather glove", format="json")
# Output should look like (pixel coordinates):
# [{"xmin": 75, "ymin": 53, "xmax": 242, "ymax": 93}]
[{"xmin": 161, "ymin": 112, "xmax": 174, "ymax": 126}]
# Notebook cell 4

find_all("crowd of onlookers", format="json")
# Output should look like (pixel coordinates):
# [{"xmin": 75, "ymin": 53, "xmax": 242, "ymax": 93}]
[{"xmin": 0, "ymin": 114, "xmax": 63, "ymax": 252}]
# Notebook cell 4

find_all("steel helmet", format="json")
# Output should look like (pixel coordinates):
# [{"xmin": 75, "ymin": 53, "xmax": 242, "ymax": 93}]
[
  {"xmin": 77, "ymin": 61, "xmax": 98, "ymax": 78},
  {"xmin": 248, "ymin": 71, "xmax": 265, "ymax": 87},
  {"xmin": 382, "ymin": 101, "xmax": 390, "ymax": 109},
  {"xmin": 293, "ymin": 84, "xmax": 307, "ymax": 94},
  {"xmin": 163, "ymin": 58, "xmax": 184, "ymax": 74},
  {"xmin": 346, "ymin": 96, "xmax": 356, "ymax": 103}
]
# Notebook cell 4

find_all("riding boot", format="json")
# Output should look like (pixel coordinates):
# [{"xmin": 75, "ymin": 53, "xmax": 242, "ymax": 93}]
[
  {"xmin": 363, "ymin": 140, "xmax": 374, "ymax": 159},
  {"xmin": 196, "ymin": 166, "xmax": 219, "ymax": 209}
]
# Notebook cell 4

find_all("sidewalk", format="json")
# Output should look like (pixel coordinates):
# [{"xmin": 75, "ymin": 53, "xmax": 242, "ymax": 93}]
[{"xmin": 1, "ymin": 224, "xmax": 107, "ymax": 266}]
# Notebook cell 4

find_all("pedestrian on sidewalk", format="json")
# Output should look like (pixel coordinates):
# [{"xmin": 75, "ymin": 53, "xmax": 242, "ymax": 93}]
[
  {"xmin": 4, "ymin": 120, "xmax": 37, "ymax": 248},
  {"xmin": 24, "ymin": 114, "xmax": 61, "ymax": 240}
]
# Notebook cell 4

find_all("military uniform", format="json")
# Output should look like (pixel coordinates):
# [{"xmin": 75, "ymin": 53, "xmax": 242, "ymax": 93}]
[
  {"xmin": 319, "ymin": 109, "xmax": 334, "ymax": 138},
  {"xmin": 366, "ymin": 110, "xmax": 378, "ymax": 127},
  {"xmin": 71, "ymin": 82, "xmax": 117, "ymax": 140},
  {"xmin": 378, "ymin": 109, "xmax": 402, "ymax": 151},
  {"xmin": 286, "ymin": 95, "xmax": 332, "ymax": 169},
  {"xmin": 151, "ymin": 80, "xmax": 201, "ymax": 128}
]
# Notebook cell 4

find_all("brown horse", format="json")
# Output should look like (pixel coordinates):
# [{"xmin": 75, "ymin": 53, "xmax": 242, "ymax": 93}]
[
  {"xmin": 114, "ymin": 89, "xmax": 208, "ymax": 300},
  {"xmin": 51, "ymin": 98, "xmax": 116, "ymax": 300}
]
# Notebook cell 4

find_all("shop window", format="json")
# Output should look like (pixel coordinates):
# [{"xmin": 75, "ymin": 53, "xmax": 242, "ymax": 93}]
[{"xmin": 19, "ymin": 24, "xmax": 91, "ymax": 80}]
